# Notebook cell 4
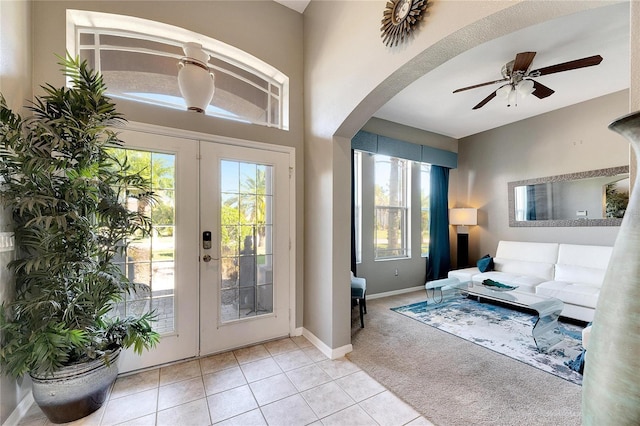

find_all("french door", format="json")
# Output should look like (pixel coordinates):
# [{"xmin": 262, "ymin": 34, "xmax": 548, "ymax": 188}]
[
  {"xmin": 199, "ymin": 141, "xmax": 291, "ymax": 355},
  {"xmin": 116, "ymin": 129, "xmax": 200, "ymax": 373},
  {"xmin": 116, "ymin": 128, "xmax": 293, "ymax": 372}
]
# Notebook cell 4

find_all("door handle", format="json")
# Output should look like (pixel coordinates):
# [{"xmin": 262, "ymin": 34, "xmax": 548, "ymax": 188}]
[{"xmin": 203, "ymin": 254, "xmax": 212, "ymax": 262}]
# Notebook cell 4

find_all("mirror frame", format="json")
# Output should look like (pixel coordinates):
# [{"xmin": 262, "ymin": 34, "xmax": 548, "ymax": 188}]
[{"xmin": 508, "ymin": 165, "xmax": 629, "ymax": 227}]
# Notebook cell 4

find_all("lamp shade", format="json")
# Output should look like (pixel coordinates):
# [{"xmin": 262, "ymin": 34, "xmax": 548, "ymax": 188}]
[
  {"xmin": 516, "ymin": 79, "xmax": 535, "ymax": 97},
  {"xmin": 496, "ymin": 84, "xmax": 512, "ymax": 99},
  {"xmin": 449, "ymin": 208, "xmax": 478, "ymax": 226}
]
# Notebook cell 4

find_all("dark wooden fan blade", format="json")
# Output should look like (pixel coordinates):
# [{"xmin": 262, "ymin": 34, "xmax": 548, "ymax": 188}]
[
  {"xmin": 453, "ymin": 78, "xmax": 508, "ymax": 93},
  {"xmin": 531, "ymin": 80, "xmax": 555, "ymax": 98},
  {"xmin": 531, "ymin": 55, "xmax": 603, "ymax": 76},
  {"xmin": 472, "ymin": 91, "xmax": 497, "ymax": 110},
  {"xmin": 513, "ymin": 52, "xmax": 536, "ymax": 73}
]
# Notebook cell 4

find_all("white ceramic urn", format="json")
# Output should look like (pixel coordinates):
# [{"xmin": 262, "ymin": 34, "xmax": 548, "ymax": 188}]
[{"xmin": 177, "ymin": 42, "xmax": 215, "ymax": 113}]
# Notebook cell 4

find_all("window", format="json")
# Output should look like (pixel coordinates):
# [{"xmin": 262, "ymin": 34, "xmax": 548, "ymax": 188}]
[
  {"xmin": 374, "ymin": 155, "xmax": 410, "ymax": 260},
  {"xmin": 67, "ymin": 10, "xmax": 289, "ymax": 130},
  {"xmin": 354, "ymin": 151, "xmax": 362, "ymax": 263},
  {"xmin": 421, "ymin": 164, "xmax": 431, "ymax": 257}
]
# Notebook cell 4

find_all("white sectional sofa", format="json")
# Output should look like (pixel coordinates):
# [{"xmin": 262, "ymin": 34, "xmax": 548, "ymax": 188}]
[{"xmin": 448, "ymin": 240, "xmax": 612, "ymax": 322}]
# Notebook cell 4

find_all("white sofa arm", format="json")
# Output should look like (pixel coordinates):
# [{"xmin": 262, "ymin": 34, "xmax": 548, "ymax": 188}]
[
  {"xmin": 582, "ymin": 325, "xmax": 592, "ymax": 350},
  {"xmin": 448, "ymin": 267, "xmax": 480, "ymax": 283}
]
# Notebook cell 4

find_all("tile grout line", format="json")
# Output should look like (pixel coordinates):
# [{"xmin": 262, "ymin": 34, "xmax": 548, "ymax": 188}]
[
  {"xmin": 235, "ymin": 349, "xmax": 268, "ymax": 426},
  {"xmin": 21, "ymin": 337, "xmax": 427, "ymax": 426},
  {"xmin": 197, "ymin": 358, "xmax": 214, "ymax": 426}
]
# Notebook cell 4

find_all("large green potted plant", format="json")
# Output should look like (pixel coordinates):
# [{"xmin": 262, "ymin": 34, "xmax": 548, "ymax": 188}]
[{"xmin": 0, "ymin": 56, "xmax": 159, "ymax": 423}]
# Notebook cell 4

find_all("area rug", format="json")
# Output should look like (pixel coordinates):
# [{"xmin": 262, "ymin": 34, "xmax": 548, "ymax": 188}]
[{"xmin": 391, "ymin": 296, "xmax": 585, "ymax": 385}]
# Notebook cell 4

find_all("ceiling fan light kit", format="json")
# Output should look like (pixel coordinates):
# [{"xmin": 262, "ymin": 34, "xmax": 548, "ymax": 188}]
[
  {"xmin": 517, "ymin": 79, "xmax": 535, "ymax": 96},
  {"xmin": 454, "ymin": 51, "xmax": 603, "ymax": 109},
  {"xmin": 496, "ymin": 79, "xmax": 535, "ymax": 107}
]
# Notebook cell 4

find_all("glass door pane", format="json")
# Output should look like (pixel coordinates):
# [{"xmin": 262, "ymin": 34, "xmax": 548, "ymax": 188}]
[
  {"xmin": 110, "ymin": 149, "xmax": 177, "ymax": 334},
  {"xmin": 220, "ymin": 160, "xmax": 274, "ymax": 322}
]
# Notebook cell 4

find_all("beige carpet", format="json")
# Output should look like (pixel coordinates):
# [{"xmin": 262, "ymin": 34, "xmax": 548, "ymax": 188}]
[{"xmin": 347, "ymin": 290, "xmax": 582, "ymax": 426}]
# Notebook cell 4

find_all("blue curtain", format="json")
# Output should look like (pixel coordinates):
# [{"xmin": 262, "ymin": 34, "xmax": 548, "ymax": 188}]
[
  {"xmin": 351, "ymin": 150, "xmax": 357, "ymax": 275},
  {"xmin": 427, "ymin": 165, "xmax": 451, "ymax": 280}
]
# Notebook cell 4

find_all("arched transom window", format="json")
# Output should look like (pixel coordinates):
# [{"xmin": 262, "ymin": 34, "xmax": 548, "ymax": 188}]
[{"xmin": 66, "ymin": 10, "xmax": 289, "ymax": 130}]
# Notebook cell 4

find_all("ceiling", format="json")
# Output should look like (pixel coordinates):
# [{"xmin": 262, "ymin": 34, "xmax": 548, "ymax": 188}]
[
  {"xmin": 276, "ymin": 2, "xmax": 630, "ymax": 139},
  {"xmin": 373, "ymin": 3, "xmax": 630, "ymax": 139},
  {"xmin": 274, "ymin": 0, "xmax": 310, "ymax": 14}
]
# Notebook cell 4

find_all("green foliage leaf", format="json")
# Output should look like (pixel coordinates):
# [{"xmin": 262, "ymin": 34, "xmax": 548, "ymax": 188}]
[{"xmin": 0, "ymin": 54, "xmax": 157, "ymax": 378}]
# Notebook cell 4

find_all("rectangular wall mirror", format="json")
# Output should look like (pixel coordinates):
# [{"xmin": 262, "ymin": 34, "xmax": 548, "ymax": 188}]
[{"xmin": 508, "ymin": 166, "xmax": 629, "ymax": 227}]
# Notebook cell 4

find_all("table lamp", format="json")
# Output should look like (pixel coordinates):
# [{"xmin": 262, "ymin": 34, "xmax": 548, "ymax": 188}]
[{"xmin": 449, "ymin": 208, "xmax": 478, "ymax": 268}]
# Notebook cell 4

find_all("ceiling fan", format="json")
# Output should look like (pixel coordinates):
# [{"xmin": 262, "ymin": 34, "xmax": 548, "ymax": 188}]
[{"xmin": 453, "ymin": 52, "xmax": 603, "ymax": 110}]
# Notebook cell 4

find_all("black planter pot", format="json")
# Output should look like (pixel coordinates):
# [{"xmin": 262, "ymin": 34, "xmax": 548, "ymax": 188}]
[{"xmin": 29, "ymin": 350, "xmax": 120, "ymax": 424}]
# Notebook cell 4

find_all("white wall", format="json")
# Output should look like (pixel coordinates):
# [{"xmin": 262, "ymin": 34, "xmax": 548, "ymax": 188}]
[
  {"xmin": 456, "ymin": 90, "xmax": 629, "ymax": 263},
  {"xmin": 0, "ymin": 1, "xmax": 33, "ymax": 423}
]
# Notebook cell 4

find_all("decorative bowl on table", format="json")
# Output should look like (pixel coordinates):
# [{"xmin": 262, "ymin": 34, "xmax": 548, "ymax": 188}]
[{"xmin": 482, "ymin": 279, "xmax": 518, "ymax": 292}]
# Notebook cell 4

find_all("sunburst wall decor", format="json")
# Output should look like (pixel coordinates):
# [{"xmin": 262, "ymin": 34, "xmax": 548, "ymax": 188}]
[{"xmin": 380, "ymin": 0, "xmax": 429, "ymax": 47}]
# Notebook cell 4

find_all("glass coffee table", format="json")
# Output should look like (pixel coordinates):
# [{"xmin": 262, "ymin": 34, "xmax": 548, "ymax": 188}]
[{"xmin": 461, "ymin": 283, "xmax": 564, "ymax": 352}]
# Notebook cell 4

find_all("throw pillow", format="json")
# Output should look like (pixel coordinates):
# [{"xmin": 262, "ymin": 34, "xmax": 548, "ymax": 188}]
[{"xmin": 477, "ymin": 254, "xmax": 494, "ymax": 272}]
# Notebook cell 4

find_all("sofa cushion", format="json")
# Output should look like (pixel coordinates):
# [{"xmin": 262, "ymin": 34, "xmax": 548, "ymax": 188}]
[
  {"xmin": 493, "ymin": 258, "xmax": 556, "ymax": 281},
  {"xmin": 555, "ymin": 265, "xmax": 607, "ymax": 287},
  {"xmin": 555, "ymin": 244, "xmax": 612, "ymax": 287},
  {"xmin": 493, "ymin": 241, "xmax": 559, "ymax": 280},
  {"xmin": 536, "ymin": 281, "xmax": 600, "ymax": 309},
  {"xmin": 496, "ymin": 241, "xmax": 560, "ymax": 263}
]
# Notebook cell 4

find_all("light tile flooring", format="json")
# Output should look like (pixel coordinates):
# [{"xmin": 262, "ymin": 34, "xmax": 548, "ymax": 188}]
[{"xmin": 19, "ymin": 336, "xmax": 433, "ymax": 426}]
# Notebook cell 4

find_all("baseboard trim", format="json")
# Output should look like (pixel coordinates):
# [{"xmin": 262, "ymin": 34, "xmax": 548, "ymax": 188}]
[
  {"xmin": 302, "ymin": 328, "xmax": 353, "ymax": 360},
  {"xmin": 3, "ymin": 390, "xmax": 34, "ymax": 426},
  {"xmin": 291, "ymin": 327, "xmax": 303, "ymax": 337},
  {"xmin": 368, "ymin": 285, "xmax": 424, "ymax": 300}
]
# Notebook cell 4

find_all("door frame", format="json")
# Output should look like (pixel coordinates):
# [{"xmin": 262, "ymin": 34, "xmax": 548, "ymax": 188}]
[{"xmin": 125, "ymin": 122, "xmax": 297, "ymax": 355}]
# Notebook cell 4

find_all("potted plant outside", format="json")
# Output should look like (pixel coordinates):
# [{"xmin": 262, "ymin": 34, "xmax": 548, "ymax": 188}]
[{"xmin": 0, "ymin": 56, "xmax": 159, "ymax": 423}]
